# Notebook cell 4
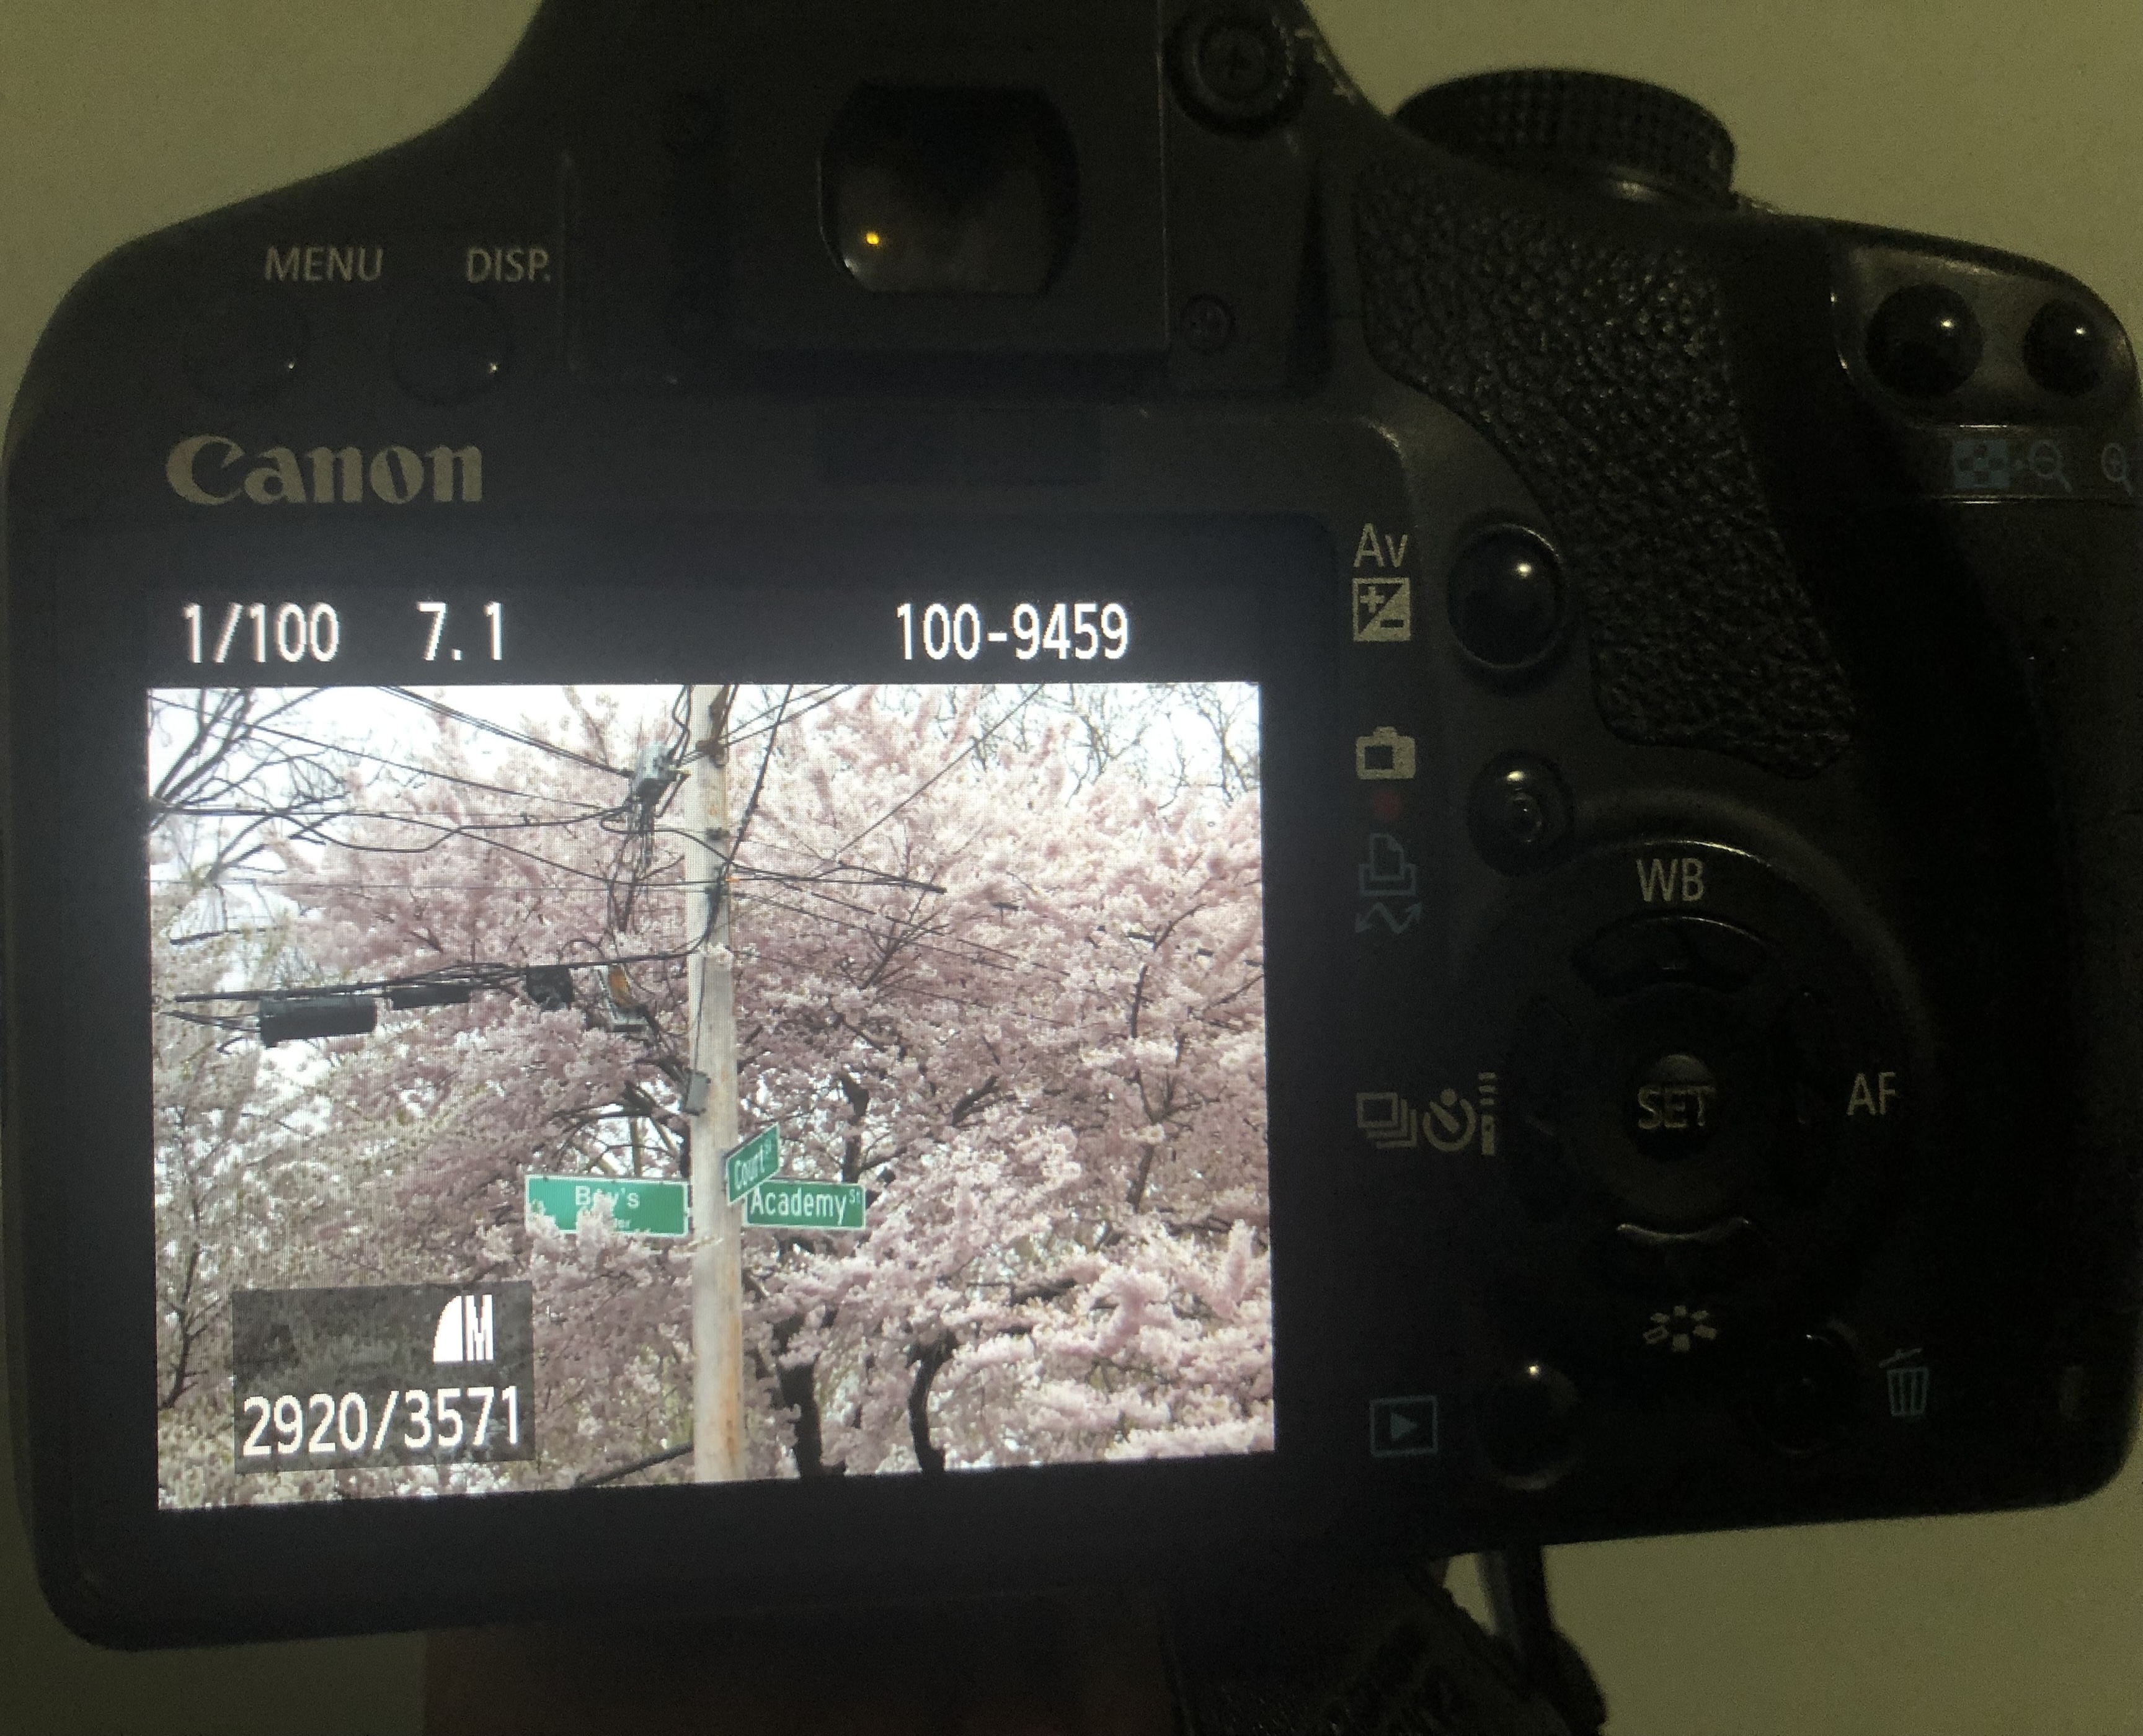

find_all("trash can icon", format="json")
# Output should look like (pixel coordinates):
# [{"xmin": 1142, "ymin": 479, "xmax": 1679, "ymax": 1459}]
[{"xmin": 1883, "ymin": 1353, "xmax": 1930, "ymax": 1420}]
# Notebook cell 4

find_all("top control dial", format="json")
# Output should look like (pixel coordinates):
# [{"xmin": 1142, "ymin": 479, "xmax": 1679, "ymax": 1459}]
[{"xmin": 1395, "ymin": 69, "xmax": 1736, "ymax": 208}]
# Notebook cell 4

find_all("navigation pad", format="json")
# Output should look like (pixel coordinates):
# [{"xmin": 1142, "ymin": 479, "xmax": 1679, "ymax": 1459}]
[{"xmin": 1449, "ymin": 839, "xmax": 1913, "ymax": 1378}]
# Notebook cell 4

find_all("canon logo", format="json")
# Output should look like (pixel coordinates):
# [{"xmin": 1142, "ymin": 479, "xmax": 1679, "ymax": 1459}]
[{"xmin": 166, "ymin": 436, "xmax": 482, "ymax": 505}]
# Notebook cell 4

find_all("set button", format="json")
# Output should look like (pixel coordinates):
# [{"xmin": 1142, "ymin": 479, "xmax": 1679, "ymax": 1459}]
[
  {"xmin": 1498, "ymin": 900, "xmax": 1809, "ymax": 1231},
  {"xmin": 1625, "ymin": 1050, "xmax": 1723, "ymax": 1159}
]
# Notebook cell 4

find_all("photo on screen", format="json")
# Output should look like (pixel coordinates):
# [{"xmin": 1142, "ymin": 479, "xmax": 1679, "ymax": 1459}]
[{"xmin": 148, "ymin": 681, "xmax": 1269, "ymax": 1505}]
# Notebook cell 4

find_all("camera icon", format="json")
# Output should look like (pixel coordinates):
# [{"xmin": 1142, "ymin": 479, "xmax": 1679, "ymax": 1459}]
[{"xmin": 1354, "ymin": 725, "xmax": 1416, "ymax": 781}]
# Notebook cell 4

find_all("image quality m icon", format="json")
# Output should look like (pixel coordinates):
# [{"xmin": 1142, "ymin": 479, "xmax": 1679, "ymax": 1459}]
[{"xmin": 432, "ymin": 1292, "xmax": 495, "ymax": 1365}]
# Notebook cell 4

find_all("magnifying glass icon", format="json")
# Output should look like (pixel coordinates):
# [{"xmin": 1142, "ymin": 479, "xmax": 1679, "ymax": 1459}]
[
  {"xmin": 2028, "ymin": 440, "xmax": 2074, "ymax": 493},
  {"xmin": 2103, "ymin": 442, "xmax": 2135, "ymax": 497}
]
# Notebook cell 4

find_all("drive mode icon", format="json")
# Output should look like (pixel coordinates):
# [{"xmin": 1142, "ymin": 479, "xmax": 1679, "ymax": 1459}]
[{"xmin": 1370, "ymin": 1394, "xmax": 1440, "ymax": 1457}]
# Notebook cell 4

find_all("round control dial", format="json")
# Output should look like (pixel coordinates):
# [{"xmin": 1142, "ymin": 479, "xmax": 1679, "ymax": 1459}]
[
  {"xmin": 1446, "ymin": 838, "xmax": 1917, "ymax": 1379},
  {"xmin": 1395, "ymin": 69, "xmax": 1736, "ymax": 208}
]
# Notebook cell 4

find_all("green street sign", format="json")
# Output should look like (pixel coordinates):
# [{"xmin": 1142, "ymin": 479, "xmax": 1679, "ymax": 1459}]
[
  {"xmin": 745, "ymin": 1178, "xmax": 866, "ymax": 1232},
  {"xmin": 525, "ymin": 1173, "xmax": 689, "ymax": 1238},
  {"xmin": 724, "ymin": 1126, "xmax": 782, "ymax": 1203}
]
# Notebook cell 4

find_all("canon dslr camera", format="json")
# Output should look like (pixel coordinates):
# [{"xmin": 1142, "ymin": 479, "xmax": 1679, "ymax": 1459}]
[{"xmin": 6, "ymin": 0, "xmax": 2140, "ymax": 1646}]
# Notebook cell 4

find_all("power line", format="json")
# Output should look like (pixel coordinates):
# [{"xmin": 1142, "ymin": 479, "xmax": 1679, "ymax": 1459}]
[
  {"xmin": 727, "ymin": 889, "xmax": 1083, "ymax": 1022},
  {"xmin": 198, "ymin": 805, "xmax": 627, "ymax": 887},
  {"xmin": 832, "ymin": 684, "xmax": 1053, "ymax": 859},
  {"xmin": 724, "ymin": 683, "xmax": 836, "ymax": 740},
  {"xmin": 166, "ymin": 947, "xmax": 691, "ymax": 1006},
  {"xmin": 181, "ymin": 804, "xmax": 617, "ymax": 836},
  {"xmin": 152, "ymin": 706, "xmax": 614, "ymax": 814},
  {"xmin": 156, "ymin": 879, "xmax": 615, "ymax": 895},
  {"xmin": 158, "ymin": 876, "xmax": 1070, "ymax": 1008},
  {"xmin": 741, "ymin": 876, "xmax": 1068, "ymax": 981},
  {"xmin": 724, "ymin": 684, "xmax": 851, "ymax": 751},
  {"xmin": 380, "ymin": 687, "xmax": 627, "ymax": 776}
]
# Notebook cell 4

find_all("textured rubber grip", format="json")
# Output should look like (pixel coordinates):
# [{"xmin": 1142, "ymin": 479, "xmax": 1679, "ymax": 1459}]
[{"xmin": 1355, "ymin": 161, "xmax": 1857, "ymax": 779}]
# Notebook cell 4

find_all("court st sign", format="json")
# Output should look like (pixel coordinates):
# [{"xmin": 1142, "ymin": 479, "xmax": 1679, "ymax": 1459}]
[{"xmin": 724, "ymin": 1127, "xmax": 782, "ymax": 1203}]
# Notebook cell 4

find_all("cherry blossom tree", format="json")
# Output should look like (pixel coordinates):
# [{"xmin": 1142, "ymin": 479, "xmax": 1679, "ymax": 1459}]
[{"xmin": 149, "ymin": 681, "xmax": 1269, "ymax": 1504}]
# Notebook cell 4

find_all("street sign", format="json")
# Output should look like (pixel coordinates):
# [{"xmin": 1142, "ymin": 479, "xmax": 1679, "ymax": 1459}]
[
  {"xmin": 744, "ymin": 1178, "xmax": 866, "ymax": 1232},
  {"xmin": 525, "ymin": 1173, "xmax": 690, "ymax": 1238},
  {"xmin": 724, "ymin": 1126, "xmax": 782, "ymax": 1203}
]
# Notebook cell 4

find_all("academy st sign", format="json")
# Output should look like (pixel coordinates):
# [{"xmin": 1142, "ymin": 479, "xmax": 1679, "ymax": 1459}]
[{"xmin": 166, "ymin": 436, "xmax": 482, "ymax": 505}]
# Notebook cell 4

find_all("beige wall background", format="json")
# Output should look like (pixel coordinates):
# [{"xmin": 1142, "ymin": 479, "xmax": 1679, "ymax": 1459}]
[{"xmin": 1, "ymin": 4, "xmax": 2137, "ymax": 1732}]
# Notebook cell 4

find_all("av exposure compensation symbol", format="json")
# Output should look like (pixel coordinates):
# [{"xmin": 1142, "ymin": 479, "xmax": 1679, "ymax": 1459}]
[{"xmin": 1352, "ymin": 575, "xmax": 1412, "ymax": 642}]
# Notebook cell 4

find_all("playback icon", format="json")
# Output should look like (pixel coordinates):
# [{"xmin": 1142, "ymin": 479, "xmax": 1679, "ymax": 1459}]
[{"xmin": 1369, "ymin": 1394, "xmax": 1440, "ymax": 1458}]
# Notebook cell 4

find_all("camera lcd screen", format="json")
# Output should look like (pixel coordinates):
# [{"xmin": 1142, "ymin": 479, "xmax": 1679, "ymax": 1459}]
[{"xmin": 148, "ymin": 655, "xmax": 1270, "ymax": 1507}]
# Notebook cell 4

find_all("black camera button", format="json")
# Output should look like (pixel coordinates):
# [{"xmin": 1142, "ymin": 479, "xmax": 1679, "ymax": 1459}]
[
  {"xmin": 1624, "ymin": 1050, "xmax": 1724, "ymax": 1161},
  {"xmin": 1466, "ymin": 752, "xmax": 1573, "ymax": 874},
  {"xmin": 2023, "ymin": 298, "xmax": 2109, "ymax": 397},
  {"xmin": 1571, "ymin": 913, "xmax": 1769, "ymax": 998},
  {"xmin": 182, "ymin": 288, "xmax": 307, "ymax": 404},
  {"xmin": 1750, "ymin": 1331, "xmax": 1861, "ymax": 1455},
  {"xmin": 389, "ymin": 291, "xmax": 511, "ymax": 405},
  {"xmin": 1447, "ymin": 526, "xmax": 1566, "ymax": 675},
  {"xmin": 1866, "ymin": 283, "xmax": 1982, "ymax": 399},
  {"xmin": 1476, "ymin": 1362, "xmax": 1582, "ymax": 1491}
]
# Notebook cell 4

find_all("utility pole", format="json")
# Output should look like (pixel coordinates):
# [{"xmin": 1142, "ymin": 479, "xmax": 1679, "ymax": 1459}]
[{"xmin": 685, "ymin": 684, "xmax": 745, "ymax": 1481}]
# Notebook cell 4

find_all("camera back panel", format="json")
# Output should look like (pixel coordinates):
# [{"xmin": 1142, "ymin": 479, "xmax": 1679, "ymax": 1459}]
[{"xmin": 6, "ymin": 0, "xmax": 2141, "ymax": 1644}]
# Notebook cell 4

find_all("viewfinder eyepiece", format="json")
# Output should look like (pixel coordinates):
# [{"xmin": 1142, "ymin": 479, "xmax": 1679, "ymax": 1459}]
[{"xmin": 824, "ymin": 87, "xmax": 1078, "ymax": 295}]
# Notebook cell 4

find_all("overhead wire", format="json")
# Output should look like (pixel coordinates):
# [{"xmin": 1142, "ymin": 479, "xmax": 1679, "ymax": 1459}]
[
  {"xmin": 379, "ymin": 686, "xmax": 627, "ymax": 776},
  {"xmin": 151, "ymin": 704, "xmax": 613, "ymax": 813},
  {"xmin": 832, "ymin": 683, "xmax": 1053, "ymax": 858},
  {"xmin": 155, "ymin": 680, "xmax": 1253, "ymax": 1050}
]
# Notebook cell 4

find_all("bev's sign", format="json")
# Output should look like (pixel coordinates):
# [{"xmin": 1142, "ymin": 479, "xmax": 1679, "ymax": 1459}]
[{"xmin": 524, "ymin": 1173, "xmax": 688, "ymax": 1238}]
